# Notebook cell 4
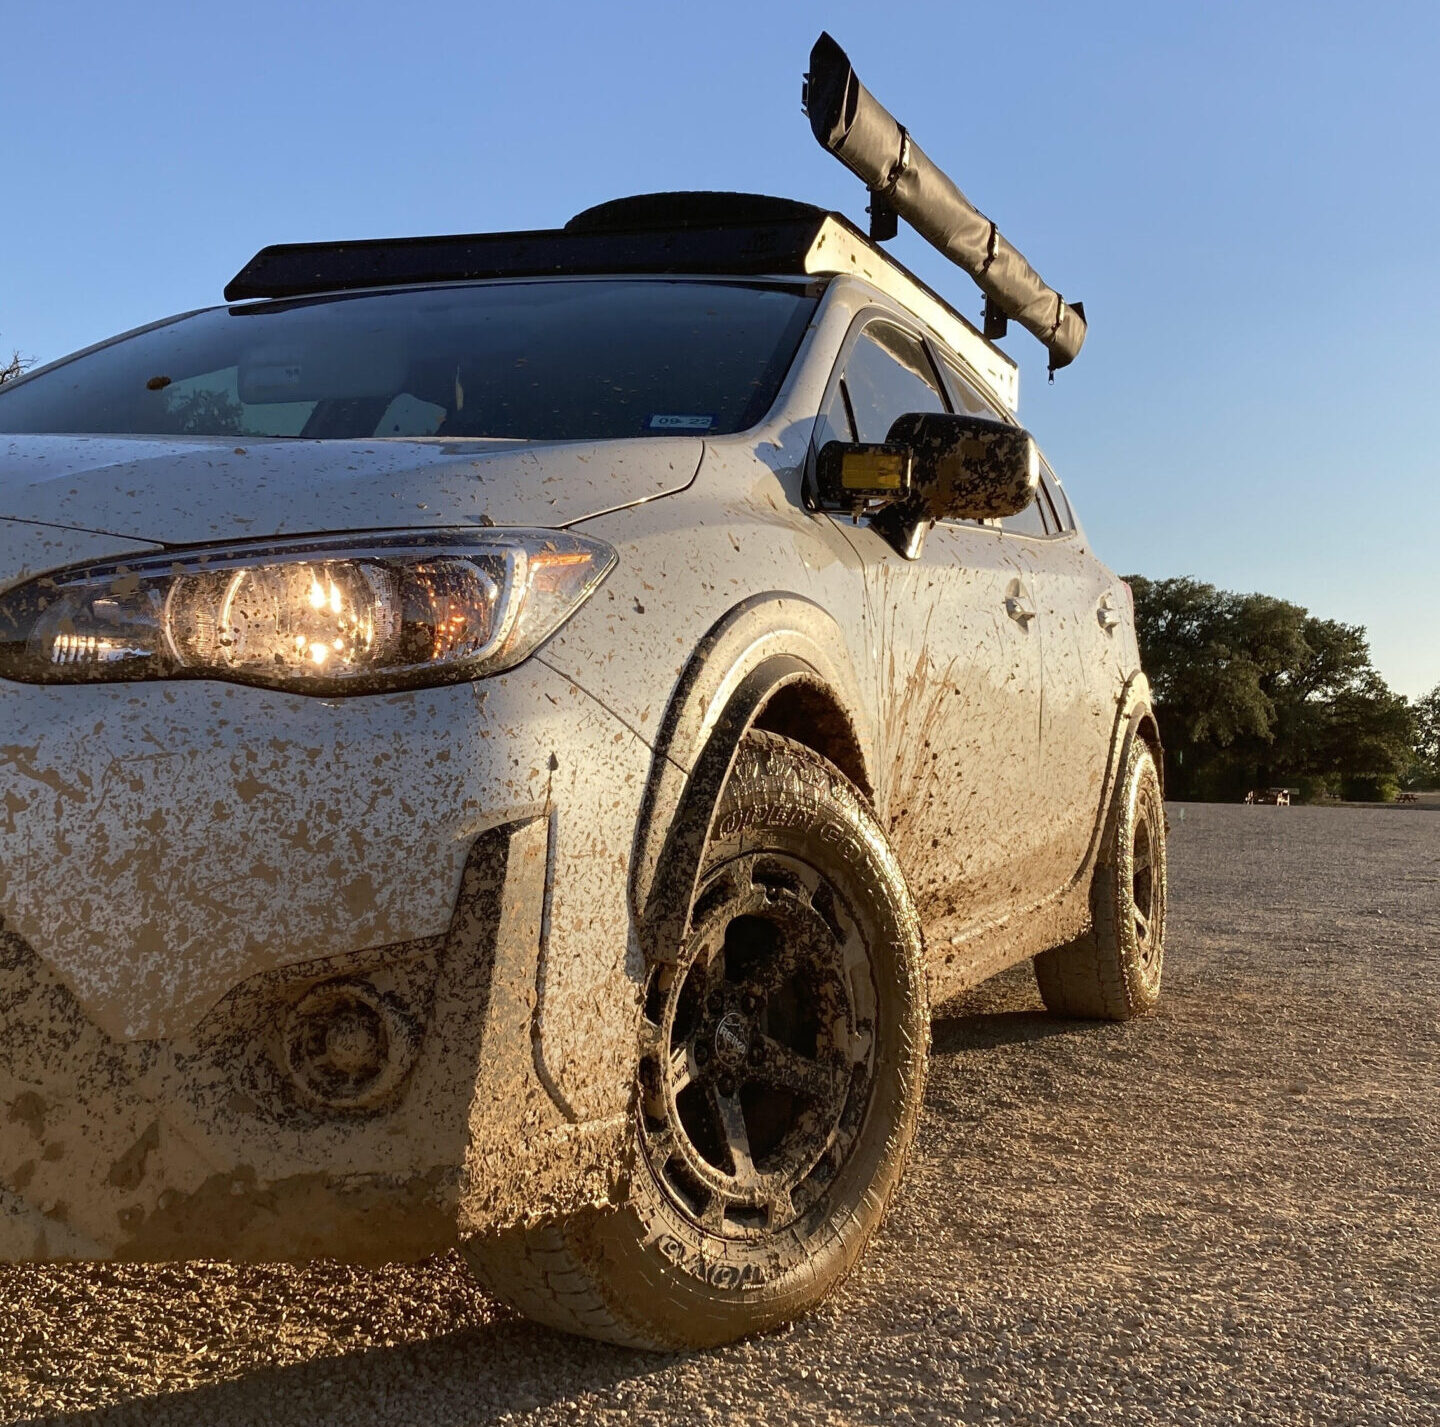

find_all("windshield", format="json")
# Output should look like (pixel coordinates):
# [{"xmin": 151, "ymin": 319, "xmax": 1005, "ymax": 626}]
[{"xmin": 0, "ymin": 280, "xmax": 818, "ymax": 441}]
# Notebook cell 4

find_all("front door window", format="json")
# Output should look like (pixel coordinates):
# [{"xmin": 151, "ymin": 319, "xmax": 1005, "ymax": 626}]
[{"xmin": 836, "ymin": 322, "xmax": 947, "ymax": 442}]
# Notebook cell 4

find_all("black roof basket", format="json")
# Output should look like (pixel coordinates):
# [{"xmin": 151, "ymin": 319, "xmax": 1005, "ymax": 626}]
[{"xmin": 803, "ymin": 31, "xmax": 1086, "ymax": 370}]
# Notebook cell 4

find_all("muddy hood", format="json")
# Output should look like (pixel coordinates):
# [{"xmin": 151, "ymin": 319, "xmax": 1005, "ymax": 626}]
[{"xmin": 0, "ymin": 434, "xmax": 702, "ymax": 555}]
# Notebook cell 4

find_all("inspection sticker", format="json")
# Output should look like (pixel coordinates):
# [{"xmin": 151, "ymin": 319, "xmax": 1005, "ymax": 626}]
[{"xmin": 646, "ymin": 414, "xmax": 716, "ymax": 431}]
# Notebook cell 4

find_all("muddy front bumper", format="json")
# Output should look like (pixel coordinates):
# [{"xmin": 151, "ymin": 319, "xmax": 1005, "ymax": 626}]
[{"xmin": 0, "ymin": 667, "xmax": 651, "ymax": 1264}]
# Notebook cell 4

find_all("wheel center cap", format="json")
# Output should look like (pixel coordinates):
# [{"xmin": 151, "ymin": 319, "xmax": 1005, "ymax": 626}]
[{"xmin": 713, "ymin": 1011, "xmax": 750, "ymax": 1068}]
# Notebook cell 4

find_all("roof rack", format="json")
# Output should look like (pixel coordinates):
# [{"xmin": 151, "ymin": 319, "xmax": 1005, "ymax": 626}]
[{"xmin": 804, "ymin": 31, "xmax": 1086, "ymax": 371}]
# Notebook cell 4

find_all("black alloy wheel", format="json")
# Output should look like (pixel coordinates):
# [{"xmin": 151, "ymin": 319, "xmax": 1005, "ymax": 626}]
[{"xmin": 638, "ymin": 851, "xmax": 877, "ymax": 1239}]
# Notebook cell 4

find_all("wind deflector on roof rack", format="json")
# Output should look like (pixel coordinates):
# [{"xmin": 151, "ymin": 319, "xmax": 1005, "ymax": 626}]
[
  {"xmin": 223, "ymin": 216, "xmax": 829, "ymax": 301},
  {"xmin": 803, "ymin": 32, "xmax": 1086, "ymax": 371}
]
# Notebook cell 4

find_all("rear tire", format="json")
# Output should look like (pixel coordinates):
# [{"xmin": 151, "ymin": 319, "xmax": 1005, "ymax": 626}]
[
  {"xmin": 464, "ymin": 731, "xmax": 928, "ymax": 1348},
  {"xmin": 1035, "ymin": 738, "xmax": 1167, "ymax": 1020}
]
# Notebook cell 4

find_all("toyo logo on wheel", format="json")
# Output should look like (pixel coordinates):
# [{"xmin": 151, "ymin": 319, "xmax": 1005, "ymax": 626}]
[{"xmin": 654, "ymin": 1233, "xmax": 772, "ymax": 1290}]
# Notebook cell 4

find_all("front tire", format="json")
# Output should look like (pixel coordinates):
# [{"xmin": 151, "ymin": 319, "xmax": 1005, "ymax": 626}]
[
  {"xmin": 1035, "ymin": 737, "xmax": 1167, "ymax": 1020},
  {"xmin": 464, "ymin": 731, "xmax": 928, "ymax": 1348}
]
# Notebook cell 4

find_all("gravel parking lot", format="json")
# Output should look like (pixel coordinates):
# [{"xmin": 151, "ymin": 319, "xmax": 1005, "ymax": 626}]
[{"xmin": 2, "ymin": 801, "xmax": 1436, "ymax": 1426}]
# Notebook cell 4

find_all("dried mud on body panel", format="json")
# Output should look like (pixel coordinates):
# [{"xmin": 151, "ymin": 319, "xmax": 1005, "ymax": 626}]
[
  {"xmin": 0, "ymin": 814, "xmax": 627, "ymax": 1264},
  {"xmin": 1025, "ymin": 535, "xmax": 1135, "ymax": 887},
  {"xmin": 858, "ymin": 530, "xmax": 1050, "ymax": 933},
  {"xmin": 458, "ymin": 815, "xmax": 632, "ymax": 1236},
  {"xmin": 0, "ymin": 660, "xmax": 649, "ymax": 1056}
]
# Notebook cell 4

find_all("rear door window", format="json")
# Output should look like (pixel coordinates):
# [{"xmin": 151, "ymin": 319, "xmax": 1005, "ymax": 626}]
[
  {"xmin": 1040, "ymin": 461, "xmax": 1075, "ymax": 532},
  {"xmin": 1001, "ymin": 491, "xmax": 1050, "ymax": 537}
]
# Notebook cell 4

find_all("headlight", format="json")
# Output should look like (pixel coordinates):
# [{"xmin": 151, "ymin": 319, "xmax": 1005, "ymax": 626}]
[{"xmin": 0, "ymin": 528, "xmax": 615, "ymax": 694}]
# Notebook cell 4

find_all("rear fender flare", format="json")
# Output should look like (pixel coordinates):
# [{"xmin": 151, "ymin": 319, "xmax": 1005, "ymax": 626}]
[
  {"xmin": 630, "ymin": 593, "xmax": 873, "ymax": 968},
  {"xmin": 1083, "ymin": 671, "xmax": 1162, "ymax": 879}
]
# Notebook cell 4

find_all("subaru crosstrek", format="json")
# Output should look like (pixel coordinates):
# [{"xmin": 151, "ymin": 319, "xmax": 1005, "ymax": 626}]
[{"xmin": 0, "ymin": 180, "xmax": 1165, "ymax": 1347}]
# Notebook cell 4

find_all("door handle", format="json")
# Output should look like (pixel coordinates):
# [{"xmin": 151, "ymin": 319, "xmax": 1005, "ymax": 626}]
[
  {"xmin": 1005, "ymin": 595, "xmax": 1036, "ymax": 624},
  {"xmin": 1097, "ymin": 599, "xmax": 1122, "ymax": 631}
]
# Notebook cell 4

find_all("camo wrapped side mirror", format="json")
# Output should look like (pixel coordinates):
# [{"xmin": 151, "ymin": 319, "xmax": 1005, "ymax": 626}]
[{"xmin": 886, "ymin": 412, "xmax": 1040, "ymax": 523}]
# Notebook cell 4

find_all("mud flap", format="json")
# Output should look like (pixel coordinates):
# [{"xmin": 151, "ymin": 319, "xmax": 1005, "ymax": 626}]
[{"xmin": 458, "ymin": 816, "xmax": 630, "ymax": 1236}]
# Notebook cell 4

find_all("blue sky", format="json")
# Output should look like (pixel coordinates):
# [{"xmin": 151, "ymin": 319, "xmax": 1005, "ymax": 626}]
[{"xmin": 2, "ymin": 1, "xmax": 1436, "ymax": 697}]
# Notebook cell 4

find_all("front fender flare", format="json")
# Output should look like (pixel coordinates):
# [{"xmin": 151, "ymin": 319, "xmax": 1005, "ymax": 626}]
[{"xmin": 630, "ymin": 593, "xmax": 873, "ymax": 969}]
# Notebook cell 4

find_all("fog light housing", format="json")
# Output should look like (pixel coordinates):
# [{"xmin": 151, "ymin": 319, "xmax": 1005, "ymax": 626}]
[{"xmin": 283, "ymin": 979, "xmax": 419, "ymax": 1112}]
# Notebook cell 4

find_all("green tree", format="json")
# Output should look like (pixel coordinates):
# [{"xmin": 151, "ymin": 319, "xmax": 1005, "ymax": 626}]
[
  {"xmin": 1413, "ymin": 684, "xmax": 1440, "ymax": 787},
  {"xmin": 1127, "ymin": 575, "xmax": 1414, "ymax": 801},
  {"xmin": 1127, "ymin": 576, "xmax": 1273, "ymax": 752},
  {"xmin": 1312, "ymin": 671, "xmax": 1414, "ymax": 800}
]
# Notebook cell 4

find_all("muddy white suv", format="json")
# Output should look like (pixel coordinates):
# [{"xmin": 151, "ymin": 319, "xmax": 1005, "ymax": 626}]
[{"xmin": 0, "ymin": 41, "xmax": 1165, "ymax": 1350}]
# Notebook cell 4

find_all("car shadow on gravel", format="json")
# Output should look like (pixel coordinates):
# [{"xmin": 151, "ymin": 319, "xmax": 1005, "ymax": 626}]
[
  {"xmin": 929, "ymin": 958, "xmax": 1083, "ymax": 1055},
  {"xmin": 930, "ymin": 1009, "xmax": 1077, "ymax": 1055},
  {"xmin": 22, "ymin": 1317, "xmax": 673, "ymax": 1427}
]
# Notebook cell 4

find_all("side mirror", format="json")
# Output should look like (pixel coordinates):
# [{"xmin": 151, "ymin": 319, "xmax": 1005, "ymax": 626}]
[
  {"xmin": 811, "ymin": 412, "xmax": 1040, "ymax": 557},
  {"xmin": 885, "ymin": 412, "xmax": 1039, "ymax": 523}
]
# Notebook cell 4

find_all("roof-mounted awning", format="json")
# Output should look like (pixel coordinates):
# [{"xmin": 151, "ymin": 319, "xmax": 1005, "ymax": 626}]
[{"xmin": 803, "ymin": 32, "xmax": 1087, "ymax": 371}]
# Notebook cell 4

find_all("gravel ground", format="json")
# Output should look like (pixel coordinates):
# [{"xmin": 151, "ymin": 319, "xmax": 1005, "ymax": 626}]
[{"xmin": 2, "ymin": 802, "xmax": 1436, "ymax": 1426}]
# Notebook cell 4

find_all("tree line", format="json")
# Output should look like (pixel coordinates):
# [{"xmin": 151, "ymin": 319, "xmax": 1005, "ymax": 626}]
[{"xmin": 1128, "ymin": 575, "xmax": 1437, "ymax": 802}]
